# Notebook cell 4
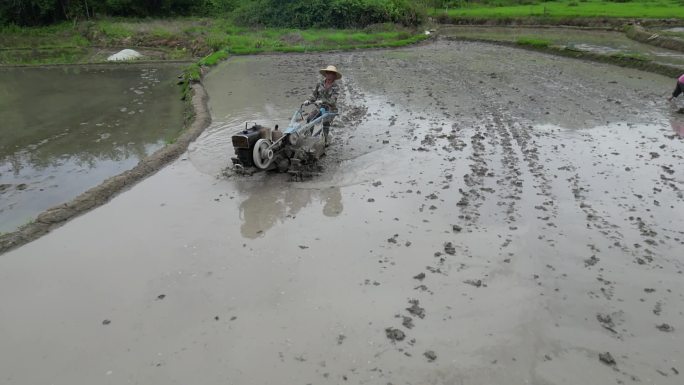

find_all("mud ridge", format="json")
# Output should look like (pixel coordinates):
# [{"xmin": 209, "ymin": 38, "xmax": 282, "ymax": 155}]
[{"xmin": 0, "ymin": 82, "xmax": 212, "ymax": 255}]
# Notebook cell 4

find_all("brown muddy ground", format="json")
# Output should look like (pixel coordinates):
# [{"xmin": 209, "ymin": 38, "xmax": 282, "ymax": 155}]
[{"xmin": 1, "ymin": 40, "xmax": 683, "ymax": 385}]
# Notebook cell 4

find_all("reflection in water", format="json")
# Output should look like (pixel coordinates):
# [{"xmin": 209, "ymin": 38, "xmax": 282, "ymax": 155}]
[
  {"xmin": 671, "ymin": 114, "xmax": 684, "ymax": 137},
  {"xmin": 0, "ymin": 64, "xmax": 185, "ymax": 233},
  {"xmin": 200, "ymin": 55, "xmax": 347, "ymax": 239},
  {"xmin": 322, "ymin": 187, "xmax": 343, "ymax": 217},
  {"xmin": 237, "ymin": 177, "xmax": 343, "ymax": 239}
]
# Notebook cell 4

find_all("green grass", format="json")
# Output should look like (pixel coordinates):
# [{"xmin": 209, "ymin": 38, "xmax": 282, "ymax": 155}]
[
  {"xmin": 203, "ymin": 27, "xmax": 421, "ymax": 54},
  {"xmin": 150, "ymin": 27, "xmax": 175, "ymax": 39},
  {"xmin": 435, "ymin": 0, "xmax": 684, "ymax": 19},
  {"xmin": 516, "ymin": 36, "xmax": 551, "ymax": 47},
  {"xmin": 97, "ymin": 20, "xmax": 134, "ymax": 38},
  {"xmin": 0, "ymin": 47, "xmax": 89, "ymax": 65},
  {"xmin": 1, "ymin": 18, "xmax": 428, "ymax": 67},
  {"xmin": 0, "ymin": 22, "xmax": 89, "ymax": 48},
  {"xmin": 199, "ymin": 50, "xmax": 229, "ymax": 66}
]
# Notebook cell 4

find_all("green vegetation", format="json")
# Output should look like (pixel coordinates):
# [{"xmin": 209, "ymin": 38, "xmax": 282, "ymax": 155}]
[
  {"xmin": 232, "ymin": 0, "xmax": 423, "ymax": 28},
  {"xmin": 199, "ymin": 49, "xmax": 229, "ymax": 66},
  {"xmin": 0, "ymin": 47, "xmax": 89, "ymax": 65},
  {"xmin": 0, "ymin": 0, "xmax": 239, "ymax": 26},
  {"xmin": 516, "ymin": 36, "xmax": 551, "ymax": 47},
  {"xmin": 1, "ymin": 0, "xmax": 424, "ymax": 27},
  {"xmin": 609, "ymin": 52, "xmax": 649, "ymax": 61},
  {"xmin": 0, "ymin": 23, "xmax": 89, "ymax": 48},
  {"xmin": 1, "ymin": 18, "xmax": 427, "ymax": 66},
  {"xmin": 433, "ymin": 0, "xmax": 684, "ymax": 19}
]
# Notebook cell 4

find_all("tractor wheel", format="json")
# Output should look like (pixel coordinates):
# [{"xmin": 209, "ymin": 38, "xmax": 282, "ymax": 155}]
[{"xmin": 253, "ymin": 139, "xmax": 274, "ymax": 169}]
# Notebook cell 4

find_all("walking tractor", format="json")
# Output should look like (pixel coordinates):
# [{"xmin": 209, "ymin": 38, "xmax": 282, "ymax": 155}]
[{"xmin": 231, "ymin": 103, "xmax": 336, "ymax": 177}]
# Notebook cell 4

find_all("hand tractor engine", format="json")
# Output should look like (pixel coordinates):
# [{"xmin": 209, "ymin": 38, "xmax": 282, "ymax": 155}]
[{"xmin": 231, "ymin": 104, "xmax": 336, "ymax": 177}]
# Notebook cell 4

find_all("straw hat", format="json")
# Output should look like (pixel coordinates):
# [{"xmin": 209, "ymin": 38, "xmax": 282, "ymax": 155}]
[{"xmin": 319, "ymin": 65, "xmax": 342, "ymax": 80}]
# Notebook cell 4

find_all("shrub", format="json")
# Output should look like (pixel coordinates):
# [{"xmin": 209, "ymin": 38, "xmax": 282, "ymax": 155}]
[{"xmin": 232, "ymin": 0, "xmax": 425, "ymax": 28}]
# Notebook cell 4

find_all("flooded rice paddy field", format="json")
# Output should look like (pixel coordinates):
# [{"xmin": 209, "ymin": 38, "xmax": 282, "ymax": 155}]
[
  {"xmin": 1, "ymin": 40, "xmax": 683, "ymax": 384},
  {"xmin": 442, "ymin": 26, "xmax": 684, "ymax": 67},
  {"xmin": 657, "ymin": 26, "xmax": 684, "ymax": 37},
  {"xmin": 0, "ymin": 64, "xmax": 185, "ymax": 233}
]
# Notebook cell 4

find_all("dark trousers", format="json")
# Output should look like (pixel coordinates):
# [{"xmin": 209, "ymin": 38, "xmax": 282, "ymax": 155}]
[
  {"xmin": 307, "ymin": 109, "xmax": 334, "ymax": 128},
  {"xmin": 673, "ymin": 82, "xmax": 684, "ymax": 98}
]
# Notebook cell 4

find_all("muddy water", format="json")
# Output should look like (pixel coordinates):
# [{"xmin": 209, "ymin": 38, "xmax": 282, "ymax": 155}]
[
  {"xmin": 442, "ymin": 26, "xmax": 684, "ymax": 66},
  {"xmin": 0, "ymin": 64, "xmax": 185, "ymax": 233},
  {"xmin": 1, "ymin": 41, "xmax": 684, "ymax": 385}
]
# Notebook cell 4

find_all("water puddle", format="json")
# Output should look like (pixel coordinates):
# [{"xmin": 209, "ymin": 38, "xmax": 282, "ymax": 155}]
[{"xmin": 0, "ymin": 64, "xmax": 185, "ymax": 233}]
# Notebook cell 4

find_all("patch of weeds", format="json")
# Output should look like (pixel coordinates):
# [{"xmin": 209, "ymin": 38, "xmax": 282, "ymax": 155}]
[
  {"xmin": 0, "ymin": 47, "xmax": 88, "ymax": 65},
  {"xmin": 0, "ymin": 22, "xmax": 88, "ymax": 48},
  {"xmin": 199, "ymin": 50, "xmax": 228, "ymax": 66},
  {"xmin": 179, "ymin": 63, "xmax": 201, "ymax": 100},
  {"xmin": 167, "ymin": 47, "xmax": 191, "ymax": 60},
  {"xmin": 150, "ymin": 28, "xmax": 175, "ymax": 39},
  {"xmin": 183, "ymin": 63, "xmax": 202, "ymax": 82},
  {"xmin": 179, "ymin": 50, "xmax": 229, "ymax": 100},
  {"xmin": 98, "ymin": 21, "xmax": 132, "ymax": 39},
  {"xmin": 516, "ymin": 36, "xmax": 551, "ymax": 48},
  {"xmin": 206, "ymin": 33, "xmax": 230, "ymax": 51}
]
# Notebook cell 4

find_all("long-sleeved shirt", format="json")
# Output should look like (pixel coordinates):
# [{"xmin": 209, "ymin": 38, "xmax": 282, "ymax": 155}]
[
  {"xmin": 308, "ymin": 79, "xmax": 340, "ymax": 112},
  {"xmin": 673, "ymin": 74, "xmax": 684, "ymax": 98}
]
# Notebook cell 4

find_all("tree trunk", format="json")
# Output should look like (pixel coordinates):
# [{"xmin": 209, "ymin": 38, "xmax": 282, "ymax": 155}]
[{"xmin": 60, "ymin": 0, "xmax": 70, "ymax": 21}]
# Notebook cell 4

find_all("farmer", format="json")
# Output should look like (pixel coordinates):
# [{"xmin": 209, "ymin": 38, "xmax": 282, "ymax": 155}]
[
  {"xmin": 303, "ymin": 65, "xmax": 341, "ymax": 146},
  {"xmin": 668, "ymin": 73, "xmax": 684, "ymax": 102}
]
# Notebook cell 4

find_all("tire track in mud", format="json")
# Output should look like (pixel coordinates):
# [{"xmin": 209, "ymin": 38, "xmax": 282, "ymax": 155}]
[
  {"xmin": 413, "ymin": 48, "xmax": 682, "ymax": 382},
  {"xmin": 451, "ymin": 70, "xmax": 560, "ymax": 244},
  {"xmin": 274, "ymin": 43, "xmax": 684, "ymax": 383},
  {"xmin": 360, "ymin": 54, "xmax": 563, "ymax": 374}
]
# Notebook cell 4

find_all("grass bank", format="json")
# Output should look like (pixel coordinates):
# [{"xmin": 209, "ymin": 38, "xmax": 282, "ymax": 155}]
[
  {"xmin": 0, "ymin": 18, "xmax": 428, "ymax": 66},
  {"xmin": 433, "ymin": 0, "xmax": 684, "ymax": 19}
]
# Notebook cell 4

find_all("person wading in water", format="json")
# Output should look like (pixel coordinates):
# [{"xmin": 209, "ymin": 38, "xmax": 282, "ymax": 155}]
[
  {"xmin": 303, "ymin": 65, "xmax": 341, "ymax": 147},
  {"xmin": 668, "ymin": 73, "xmax": 684, "ymax": 103}
]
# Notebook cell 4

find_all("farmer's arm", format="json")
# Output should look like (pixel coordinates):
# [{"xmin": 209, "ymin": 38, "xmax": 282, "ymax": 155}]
[{"xmin": 308, "ymin": 83, "xmax": 320, "ymax": 103}]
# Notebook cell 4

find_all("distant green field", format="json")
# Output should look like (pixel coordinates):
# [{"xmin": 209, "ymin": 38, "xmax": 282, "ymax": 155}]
[
  {"xmin": 435, "ymin": 0, "xmax": 684, "ymax": 19},
  {"xmin": 0, "ymin": 19, "xmax": 427, "ymax": 65}
]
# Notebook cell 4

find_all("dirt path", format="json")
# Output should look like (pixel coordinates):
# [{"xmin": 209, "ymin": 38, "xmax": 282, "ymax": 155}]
[{"xmin": 0, "ymin": 40, "xmax": 683, "ymax": 385}]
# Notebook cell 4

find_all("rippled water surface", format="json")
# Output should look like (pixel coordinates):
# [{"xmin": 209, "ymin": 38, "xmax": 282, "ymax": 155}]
[{"xmin": 0, "ymin": 64, "xmax": 185, "ymax": 233}]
